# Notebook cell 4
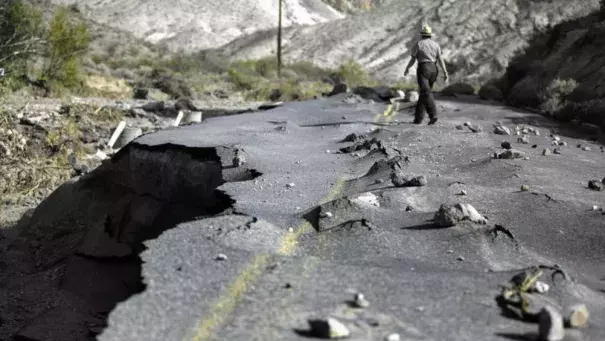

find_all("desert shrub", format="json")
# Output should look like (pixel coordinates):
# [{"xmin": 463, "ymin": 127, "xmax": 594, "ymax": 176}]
[
  {"xmin": 539, "ymin": 78, "xmax": 578, "ymax": 115},
  {"xmin": 392, "ymin": 81, "xmax": 418, "ymax": 91},
  {"xmin": 288, "ymin": 61, "xmax": 329, "ymax": 80},
  {"xmin": 0, "ymin": 1, "xmax": 44, "ymax": 90},
  {"xmin": 228, "ymin": 68, "xmax": 260, "ymax": 91},
  {"xmin": 153, "ymin": 74, "xmax": 192, "ymax": 99},
  {"xmin": 41, "ymin": 6, "xmax": 89, "ymax": 90},
  {"xmin": 335, "ymin": 60, "xmax": 375, "ymax": 87}
]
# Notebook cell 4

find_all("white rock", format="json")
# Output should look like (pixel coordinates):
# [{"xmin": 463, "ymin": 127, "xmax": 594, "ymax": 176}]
[
  {"xmin": 553, "ymin": 136, "xmax": 561, "ymax": 142},
  {"xmin": 308, "ymin": 317, "xmax": 350, "ymax": 339},
  {"xmin": 532, "ymin": 281, "xmax": 550, "ymax": 294},
  {"xmin": 321, "ymin": 212, "xmax": 334, "ymax": 218},
  {"xmin": 354, "ymin": 293, "xmax": 370, "ymax": 308},
  {"xmin": 352, "ymin": 192, "xmax": 380, "ymax": 207},
  {"xmin": 538, "ymin": 306, "xmax": 565, "ymax": 341},
  {"xmin": 459, "ymin": 203, "xmax": 487, "ymax": 224},
  {"xmin": 385, "ymin": 333, "xmax": 401, "ymax": 341},
  {"xmin": 566, "ymin": 303, "xmax": 590, "ymax": 328},
  {"xmin": 286, "ymin": 183, "xmax": 296, "ymax": 188},
  {"xmin": 215, "ymin": 254, "xmax": 228, "ymax": 261}
]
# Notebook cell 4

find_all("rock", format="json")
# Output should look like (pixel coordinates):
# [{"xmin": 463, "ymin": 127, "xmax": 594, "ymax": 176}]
[
  {"xmin": 352, "ymin": 86, "xmax": 384, "ymax": 102},
  {"xmin": 328, "ymin": 83, "xmax": 348, "ymax": 96},
  {"xmin": 588, "ymin": 180, "xmax": 604, "ymax": 191},
  {"xmin": 233, "ymin": 154, "xmax": 245, "ymax": 167},
  {"xmin": 457, "ymin": 256, "xmax": 465, "ymax": 261},
  {"xmin": 543, "ymin": 148, "xmax": 552, "ymax": 156},
  {"xmin": 20, "ymin": 112, "xmax": 51, "ymax": 126},
  {"xmin": 494, "ymin": 125, "xmax": 512, "ymax": 135},
  {"xmin": 375, "ymin": 179, "xmax": 384, "ymax": 184},
  {"xmin": 582, "ymin": 146, "xmax": 592, "ymax": 151},
  {"xmin": 307, "ymin": 317, "xmax": 351, "ymax": 339},
  {"xmin": 286, "ymin": 183, "xmax": 296, "ymax": 188},
  {"xmin": 212, "ymin": 89, "xmax": 229, "ymax": 99},
  {"xmin": 497, "ymin": 149, "xmax": 525, "ymax": 159},
  {"xmin": 139, "ymin": 101, "xmax": 165, "ymax": 113},
  {"xmin": 215, "ymin": 253, "xmax": 228, "ymax": 261},
  {"xmin": 353, "ymin": 293, "xmax": 370, "ymax": 308},
  {"xmin": 405, "ymin": 90, "xmax": 419, "ymax": 102},
  {"xmin": 385, "ymin": 333, "xmax": 401, "ymax": 341},
  {"xmin": 553, "ymin": 148, "xmax": 562, "ymax": 155},
  {"xmin": 434, "ymin": 203, "xmax": 487, "ymax": 227},
  {"xmin": 532, "ymin": 144, "xmax": 538, "ymax": 148},
  {"xmin": 501, "ymin": 141, "xmax": 512, "ymax": 149},
  {"xmin": 460, "ymin": 190, "xmax": 468, "ymax": 196},
  {"xmin": 406, "ymin": 175, "xmax": 428, "ymax": 187},
  {"xmin": 553, "ymin": 136, "xmax": 561, "ymax": 142},
  {"xmin": 390, "ymin": 172, "xmax": 409, "ymax": 187},
  {"xmin": 478, "ymin": 84, "xmax": 504, "ymax": 101},
  {"xmin": 558, "ymin": 141, "xmax": 567, "ymax": 146},
  {"xmin": 174, "ymin": 98, "xmax": 200, "ymax": 111},
  {"xmin": 455, "ymin": 124, "xmax": 465, "ymax": 130},
  {"xmin": 538, "ymin": 306, "xmax": 565, "ymax": 341},
  {"xmin": 468, "ymin": 124, "xmax": 484, "ymax": 133},
  {"xmin": 441, "ymin": 83, "xmax": 475, "ymax": 96},
  {"xmin": 268, "ymin": 89, "xmax": 283, "ymax": 102},
  {"xmin": 321, "ymin": 212, "xmax": 334, "ymax": 218},
  {"xmin": 133, "ymin": 88, "xmax": 149, "ymax": 99},
  {"xmin": 521, "ymin": 185, "xmax": 530, "ymax": 192},
  {"xmin": 532, "ymin": 281, "xmax": 550, "ymax": 294},
  {"xmin": 565, "ymin": 304, "xmax": 589, "ymax": 328},
  {"xmin": 518, "ymin": 136, "xmax": 530, "ymax": 144}
]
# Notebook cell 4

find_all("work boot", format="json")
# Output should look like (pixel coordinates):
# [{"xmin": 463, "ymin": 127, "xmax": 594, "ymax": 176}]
[{"xmin": 428, "ymin": 118, "xmax": 438, "ymax": 125}]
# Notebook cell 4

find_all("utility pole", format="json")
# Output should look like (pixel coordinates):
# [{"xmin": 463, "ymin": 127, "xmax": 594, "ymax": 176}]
[{"xmin": 277, "ymin": 0, "xmax": 283, "ymax": 78}]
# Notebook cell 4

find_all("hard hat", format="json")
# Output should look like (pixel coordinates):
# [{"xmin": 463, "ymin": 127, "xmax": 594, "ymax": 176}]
[{"xmin": 420, "ymin": 25, "xmax": 432, "ymax": 36}]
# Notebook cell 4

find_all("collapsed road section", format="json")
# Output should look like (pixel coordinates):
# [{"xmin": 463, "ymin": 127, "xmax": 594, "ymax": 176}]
[{"xmin": 2, "ymin": 93, "xmax": 605, "ymax": 341}]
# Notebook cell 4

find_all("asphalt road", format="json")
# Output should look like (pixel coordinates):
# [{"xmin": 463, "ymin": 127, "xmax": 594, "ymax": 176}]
[{"xmin": 5, "ymin": 93, "xmax": 605, "ymax": 341}]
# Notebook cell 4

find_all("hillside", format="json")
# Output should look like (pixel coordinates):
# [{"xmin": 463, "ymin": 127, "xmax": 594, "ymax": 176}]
[
  {"xmin": 47, "ymin": 0, "xmax": 344, "ymax": 51},
  {"xmin": 498, "ymin": 5, "xmax": 605, "ymax": 132},
  {"xmin": 217, "ymin": 0, "xmax": 600, "ymax": 83}
]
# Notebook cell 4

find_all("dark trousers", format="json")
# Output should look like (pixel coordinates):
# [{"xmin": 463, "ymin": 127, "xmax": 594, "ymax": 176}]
[{"xmin": 415, "ymin": 62, "xmax": 438, "ymax": 121}]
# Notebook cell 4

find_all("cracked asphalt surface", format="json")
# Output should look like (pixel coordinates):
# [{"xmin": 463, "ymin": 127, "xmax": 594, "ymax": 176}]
[
  {"xmin": 4, "ymin": 94, "xmax": 605, "ymax": 341},
  {"xmin": 98, "ymin": 94, "xmax": 605, "ymax": 341}
]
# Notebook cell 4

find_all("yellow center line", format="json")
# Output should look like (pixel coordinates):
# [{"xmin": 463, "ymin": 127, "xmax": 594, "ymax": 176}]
[{"xmin": 191, "ymin": 109, "xmax": 384, "ymax": 341}]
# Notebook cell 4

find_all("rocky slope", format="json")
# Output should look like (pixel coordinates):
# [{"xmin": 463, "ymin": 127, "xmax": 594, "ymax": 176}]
[
  {"xmin": 47, "ymin": 0, "xmax": 344, "ymax": 51},
  {"xmin": 217, "ymin": 0, "xmax": 600, "ymax": 83},
  {"xmin": 498, "ymin": 6, "xmax": 605, "ymax": 132}
]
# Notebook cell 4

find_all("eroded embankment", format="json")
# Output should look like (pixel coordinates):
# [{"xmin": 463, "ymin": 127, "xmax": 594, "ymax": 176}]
[{"xmin": 0, "ymin": 143, "xmax": 261, "ymax": 341}]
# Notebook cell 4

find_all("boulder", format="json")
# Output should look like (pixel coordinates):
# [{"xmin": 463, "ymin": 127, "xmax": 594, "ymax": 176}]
[
  {"xmin": 434, "ymin": 203, "xmax": 487, "ymax": 227},
  {"xmin": 405, "ymin": 90, "xmax": 419, "ymax": 102},
  {"xmin": 538, "ymin": 306, "xmax": 565, "ymax": 341},
  {"xmin": 478, "ymin": 84, "xmax": 504, "ymax": 101},
  {"xmin": 441, "ymin": 83, "xmax": 475, "ymax": 96},
  {"xmin": 494, "ymin": 125, "xmax": 512, "ymax": 135},
  {"xmin": 132, "ymin": 88, "xmax": 149, "ymax": 100},
  {"xmin": 328, "ymin": 83, "xmax": 348, "ymax": 96}
]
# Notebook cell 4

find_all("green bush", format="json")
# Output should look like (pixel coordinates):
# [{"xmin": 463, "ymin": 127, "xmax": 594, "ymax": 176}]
[
  {"xmin": 41, "ymin": 6, "xmax": 89, "ymax": 90},
  {"xmin": 335, "ymin": 60, "xmax": 375, "ymax": 87},
  {"xmin": 0, "ymin": 1, "xmax": 44, "ymax": 84},
  {"xmin": 539, "ymin": 78, "xmax": 578, "ymax": 115}
]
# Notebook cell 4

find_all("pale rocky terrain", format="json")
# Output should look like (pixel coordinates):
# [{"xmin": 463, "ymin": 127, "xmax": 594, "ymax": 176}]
[
  {"xmin": 218, "ymin": 0, "xmax": 600, "ymax": 83},
  {"xmin": 48, "ymin": 0, "xmax": 344, "ymax": 51}
]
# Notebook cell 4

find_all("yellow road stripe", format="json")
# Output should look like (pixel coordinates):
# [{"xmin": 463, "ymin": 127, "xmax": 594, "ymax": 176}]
[{"xmin": 191, "ymin": 108, "xmax": 383, "ymax": 340}]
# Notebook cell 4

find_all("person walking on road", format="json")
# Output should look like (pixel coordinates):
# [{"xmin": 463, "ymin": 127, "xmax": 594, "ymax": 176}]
[{"xmin": 404, "ymin": 25, "xmax": 449, "ymax": 125}]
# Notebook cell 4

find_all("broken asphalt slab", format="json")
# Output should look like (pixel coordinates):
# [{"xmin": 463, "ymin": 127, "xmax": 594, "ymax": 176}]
[{"xmin": 2, "ymin": 95, "xmax": 605, "ymax": 341}]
